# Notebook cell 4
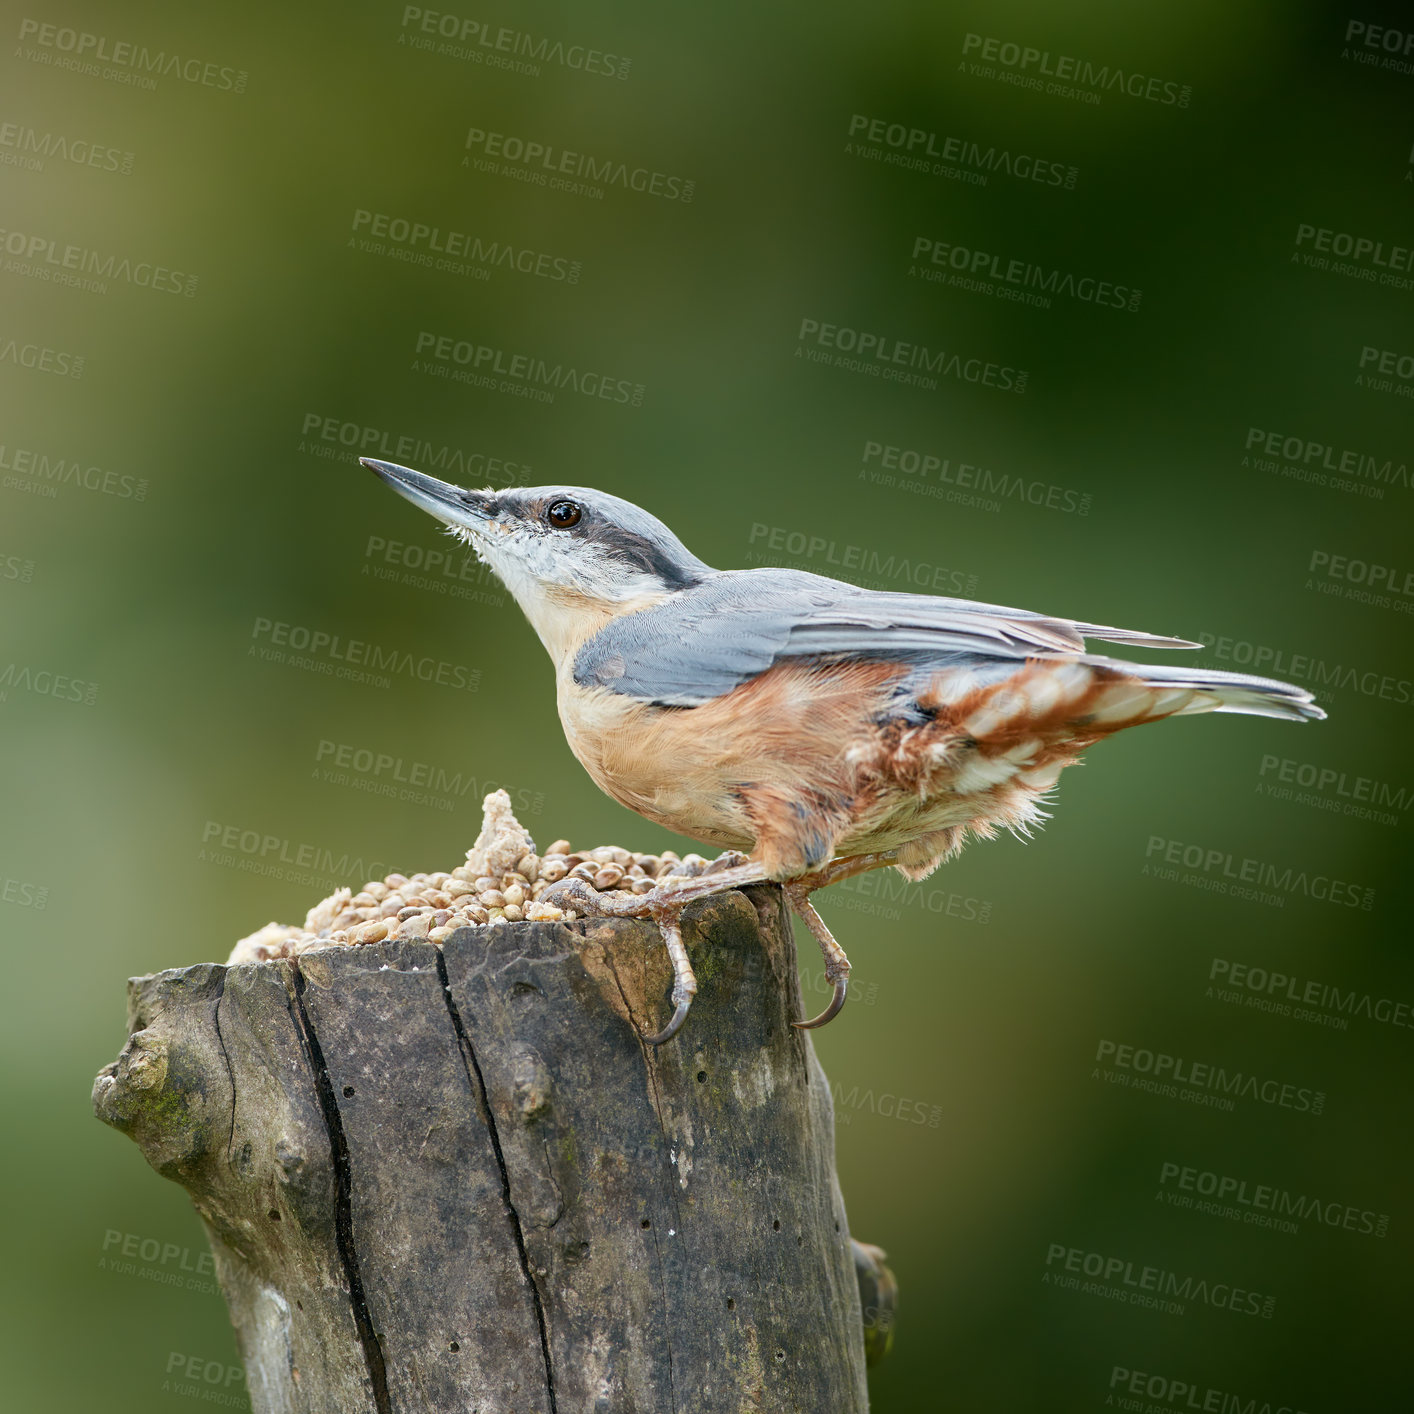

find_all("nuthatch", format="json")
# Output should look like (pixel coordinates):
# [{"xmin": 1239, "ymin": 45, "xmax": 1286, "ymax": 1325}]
[{"xmin": 363, "ymin": 459, "xmax": 1325, "ymax": 1043}]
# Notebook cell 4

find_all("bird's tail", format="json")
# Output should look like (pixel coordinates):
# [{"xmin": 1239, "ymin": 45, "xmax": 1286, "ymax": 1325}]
[{"xmin": 1090, "ymin": 657, "xmax": 1326, "ymax": 723}]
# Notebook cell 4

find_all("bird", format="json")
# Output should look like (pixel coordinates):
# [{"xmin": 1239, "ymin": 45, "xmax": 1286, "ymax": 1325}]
[{"xmin": 362, "ymin": 458, "xmax": 1325, "ymax": 1043}]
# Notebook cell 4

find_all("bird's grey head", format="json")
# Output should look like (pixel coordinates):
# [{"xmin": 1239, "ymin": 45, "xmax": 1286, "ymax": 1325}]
[{"xmin": 362, "ymin": 459, "xmax": 711, "ymax": 654}]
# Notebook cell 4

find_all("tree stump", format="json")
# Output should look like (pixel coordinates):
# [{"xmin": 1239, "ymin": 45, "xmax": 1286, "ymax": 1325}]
[{"xmin": 92, "ymin": 885, "xmax": 872, "ymax": 1413}]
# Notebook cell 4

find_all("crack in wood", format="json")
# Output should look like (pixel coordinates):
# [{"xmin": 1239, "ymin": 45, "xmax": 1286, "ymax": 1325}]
[
  {"xmin": 289, "ymin": 962, "xmax": 392, "ymax": 1414},
  {"xmin": 434, "ymin": 948, "xmax": 559, "ymax": 1414},
  {"xmin": 210, "ymin": 970, "xmax": 238, "ymax": 1167}
]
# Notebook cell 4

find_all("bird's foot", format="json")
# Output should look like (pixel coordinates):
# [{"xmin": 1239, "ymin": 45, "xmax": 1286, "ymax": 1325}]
[
  {"xmin": 782, "ymin": 851, "xmax": 900, "ymax": 1031},
  {"xmin": 540, "ymin": 862, "xmax": 771, "ymax": 1045},
  {"xmin": 640, "ymin": 904, "xmax": 695, "ymax": 1045},
  {"xmin": 541, "ymin": 858, "xmax": 772, "ymax": 922},
  {"xmin": 784, "ymin": 886, "xmax": 851, "ymax": 1030},
  {"xmin": 540, "ymin": 849, "xmax": 899, "ymax": 1041}
]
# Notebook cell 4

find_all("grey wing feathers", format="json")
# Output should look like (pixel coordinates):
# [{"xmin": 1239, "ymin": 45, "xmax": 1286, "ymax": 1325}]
[
  {"xmin": 785, "ymin": 592, "xmax": 1202, "ymax": 658},
  {"xmin": 574, "ymin": 567, "xmax": 1202, "ymax": 706},
  {"xmin": 1066, "ymin": 621, "xmax": 1201, "ymax": 650},
  {"xmin": 575, "ymin": 575, "xmax": 788, "ymax": 704}
]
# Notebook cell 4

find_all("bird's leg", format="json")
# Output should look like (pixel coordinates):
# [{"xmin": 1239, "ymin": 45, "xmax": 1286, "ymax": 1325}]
[
  {"xmin": 784, "ymin": 887, "xmax": 850, "ymax": 1030},
  {"xmin": 790, "ymin": 850, "xmax": 901, "ymax": 892},
  {"xmin": 641, "ymin": 903, "xmax": 694, "ymax": 1045},
  {"xmin": 784, "ymin": 851, "xmax": 900, "ymax": 1031},
  {"xmin": 538, "ymin": 871, "xmax": 772, "ymax": 1046},
  {"xmin": 540, "ymin": 850, "xmax": 900, "ymax": 1041}
]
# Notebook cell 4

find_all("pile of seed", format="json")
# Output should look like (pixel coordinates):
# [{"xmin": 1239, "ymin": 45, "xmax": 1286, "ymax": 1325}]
[{"xmin": 228, "ymin": 790, "xmax": 727, "ymax": 966}]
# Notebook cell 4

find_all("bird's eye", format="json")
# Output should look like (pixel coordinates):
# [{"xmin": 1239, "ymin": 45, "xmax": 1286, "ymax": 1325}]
[{"xmin": 546, "ymin": 500, "xmax": 581, "ymax": 529}]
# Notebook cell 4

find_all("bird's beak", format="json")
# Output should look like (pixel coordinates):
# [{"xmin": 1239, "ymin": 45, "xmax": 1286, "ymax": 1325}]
[{"xmin": 360, "ymin": 458, "xmax": 493, "ymax": 533}]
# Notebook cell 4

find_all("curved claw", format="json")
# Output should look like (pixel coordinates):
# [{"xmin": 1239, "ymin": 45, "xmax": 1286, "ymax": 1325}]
[
  {"xmin": 792, "ymin": 976, "xmax": 848, "ymax": 1031},
  {"xmin": 642, "ymin": 995, "xmax": 694, "ymax": 1046}
]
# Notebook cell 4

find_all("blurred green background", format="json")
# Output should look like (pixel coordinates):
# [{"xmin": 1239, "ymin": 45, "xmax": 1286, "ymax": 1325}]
[{"xmin": 3, "ymin": 1, "xmax": 1411, "ymax": 1408}]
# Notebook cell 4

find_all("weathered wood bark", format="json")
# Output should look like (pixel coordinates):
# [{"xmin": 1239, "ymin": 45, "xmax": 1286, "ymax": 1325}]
[{"xmin": 93, "ymin": 886, "xmax": 871, "ymax": 1413}]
